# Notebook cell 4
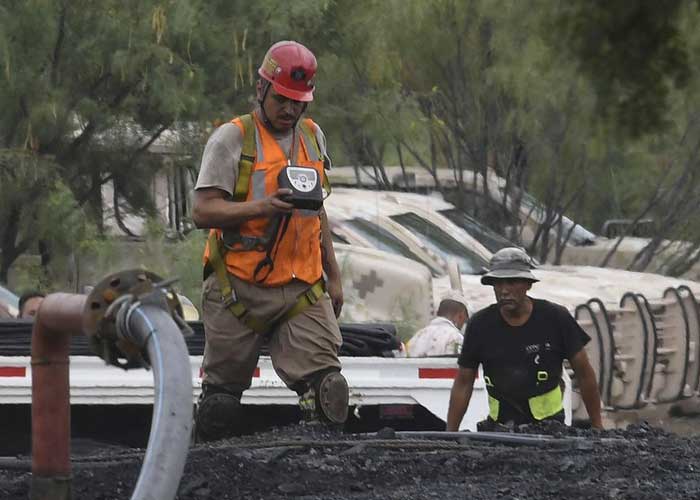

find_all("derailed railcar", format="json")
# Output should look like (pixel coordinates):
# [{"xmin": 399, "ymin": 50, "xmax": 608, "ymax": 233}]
[{"xmin": 324, "ymin": 188, "xmax": 700, "ymax": 420}]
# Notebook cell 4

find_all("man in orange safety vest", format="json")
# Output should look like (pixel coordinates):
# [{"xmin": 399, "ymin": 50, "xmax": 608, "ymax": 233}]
[{"xmin": 192, "ymin": 40, "xmax": 347, "ymax": 441}]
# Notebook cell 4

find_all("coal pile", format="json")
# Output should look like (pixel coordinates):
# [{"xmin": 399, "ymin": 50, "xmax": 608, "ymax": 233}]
[{"xmin": 2, "ymin": 422, "xmax": 700, "ymax": 499}]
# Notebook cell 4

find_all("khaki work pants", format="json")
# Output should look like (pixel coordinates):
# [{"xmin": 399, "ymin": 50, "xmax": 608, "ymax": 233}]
[{"xmin": 200, "ymin": 273, "xmax": 342, "ymax": 395}]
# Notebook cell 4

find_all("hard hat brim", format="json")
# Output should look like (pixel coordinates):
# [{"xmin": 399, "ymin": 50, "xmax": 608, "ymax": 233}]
[
  {"xmin": 259, "ymin": 69, "xmax": 314, "ymax": 102},
  {"xmin": 480, "ymin": 269, "xmax": 539, "ymax": 286},
  {"xmin": 272, "ymin": 80, "xmax": 314, "ymax": 102}
]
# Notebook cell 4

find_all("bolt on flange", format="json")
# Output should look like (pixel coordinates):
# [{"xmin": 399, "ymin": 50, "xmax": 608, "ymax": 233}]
[{"xmin": 83, "ymin": 269, "xmax": 192, "ymax": 369}]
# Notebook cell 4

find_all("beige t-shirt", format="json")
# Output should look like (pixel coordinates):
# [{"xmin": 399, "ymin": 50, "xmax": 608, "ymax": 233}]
[{"xmin": 195, "ymin": 115, "xmax": 330, "ymax": 197}]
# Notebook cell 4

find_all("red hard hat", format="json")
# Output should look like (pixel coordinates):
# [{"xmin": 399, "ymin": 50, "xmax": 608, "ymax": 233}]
[{"xmin": 258, "ymin": 41, "xmax": 317, "ymax": 102}]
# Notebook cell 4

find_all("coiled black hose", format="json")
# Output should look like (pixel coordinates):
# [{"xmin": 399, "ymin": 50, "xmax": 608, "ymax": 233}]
[{"xmin": 0, "ymin": 320, "xmax": 402, "ymax": 357}]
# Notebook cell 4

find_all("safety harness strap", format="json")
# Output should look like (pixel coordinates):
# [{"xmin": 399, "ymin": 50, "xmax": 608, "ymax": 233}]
[
  {"xmin": 281, "ymin": 279, "xmax": 325, "ymax": 325},
  {"xmin": 236, "ymin": 115, "xmax": 328, "ymax": 201},
  {"xmin": 299, "ymin": 119, "xmax": 332, "ymax": 196},
  {"xmin": 233, "ymin": 113, "xmax": 256, "ymax": 202},
  {"xmin": 207, "ymin": 231, "xmax": 326, "ymax": 334},
  {"xmin": 208, "ymin": 231, "xmax": 267, "ymax": 334},
  {"xmin": 222, "ymin": 211, "xmax": 283, "ymax": 253},
  {"xmin": 222, "ymin": 112, "xmax": 278, "ymax": 253}
]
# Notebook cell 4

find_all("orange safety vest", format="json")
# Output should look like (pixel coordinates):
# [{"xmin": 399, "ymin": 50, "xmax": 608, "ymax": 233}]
[{"xmin": 203, "ymin": 112, "xmax": 325, "ymax": 287}]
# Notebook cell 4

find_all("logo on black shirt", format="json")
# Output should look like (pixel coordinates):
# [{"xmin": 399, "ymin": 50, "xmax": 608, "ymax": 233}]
[{"xmin": 525, "ymin": 344, "xmax": 540, "ymax": 354}]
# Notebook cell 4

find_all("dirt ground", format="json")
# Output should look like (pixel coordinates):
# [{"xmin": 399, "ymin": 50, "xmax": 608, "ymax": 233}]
[{"xmin": 2, "ymin": 420, "xmax": 700, "ymax": 500}]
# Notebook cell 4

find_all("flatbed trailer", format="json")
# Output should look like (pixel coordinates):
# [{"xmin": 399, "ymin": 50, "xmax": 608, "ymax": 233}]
[{"xmin": 0, "ymin": 354, "xmax": 572, "ymax": 431}]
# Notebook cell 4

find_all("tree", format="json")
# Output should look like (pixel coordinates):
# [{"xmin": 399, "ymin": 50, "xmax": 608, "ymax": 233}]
[
  {"xmin": 550, "ymin": 0, "xmax": 696, "ymax": 139},
  {"xmin": 0, "ymin": 0, "xmax": 347, "ymax": 283},
  {"xmin": 0, "ymin": 149, "xmax": 91, "ymax": 283},
  {"xmin": 0, "ymin": 0, "xmax": 260, "ymax": 278}
]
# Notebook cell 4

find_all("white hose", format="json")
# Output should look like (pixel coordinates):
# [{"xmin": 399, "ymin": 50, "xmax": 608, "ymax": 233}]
[{"xmin": 124, "ymin": 304, "xmax": 193, "ymax": 500}]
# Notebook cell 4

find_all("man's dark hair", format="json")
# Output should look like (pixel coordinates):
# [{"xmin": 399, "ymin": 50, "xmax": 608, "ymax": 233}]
[
  {"xmin": 437, "ymin": 299, "xmax": 467, "ymax": 317},
  {"xmin": 19, "ymin": 290, "xmax": 45, "ymax": 315}
]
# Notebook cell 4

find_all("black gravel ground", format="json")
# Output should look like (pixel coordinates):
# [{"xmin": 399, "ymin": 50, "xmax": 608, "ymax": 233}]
[{"xmin": 2, "ymin": 421, "xmax": 700, "ymax": 500}]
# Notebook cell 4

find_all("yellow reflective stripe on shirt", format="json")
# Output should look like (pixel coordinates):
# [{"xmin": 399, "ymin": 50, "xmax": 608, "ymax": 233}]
[
  {"xmin": 528, "ymin": 385, "xmax": 563, "ymax": 420},
  {"xmin": 488, "ymin": 395, "xmax": 499, "ymax": 421}
]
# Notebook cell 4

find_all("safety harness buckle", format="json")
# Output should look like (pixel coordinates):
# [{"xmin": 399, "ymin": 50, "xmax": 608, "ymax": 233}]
[
  {"xmin": 304, "ymin": 285, "xmax": 322, "ymax": 305},
  {"xmin": 222, "ymin": 291, "xmax": 238, "ymax": 309},
  {"xmin": 304, "ymin": 290, "xmax": 317, "ymax": 305}
]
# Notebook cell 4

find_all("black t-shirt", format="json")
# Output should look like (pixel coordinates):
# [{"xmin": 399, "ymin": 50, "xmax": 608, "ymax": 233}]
[{"xmin": 458, "ymin": 298, "xmax": 590, "ymax": 423}]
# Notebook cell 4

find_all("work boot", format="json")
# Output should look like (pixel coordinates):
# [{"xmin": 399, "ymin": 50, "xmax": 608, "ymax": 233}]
[
  {"xmin": 299, "ymin": 387, "xmax": 319, "ymax": 425},
  {"xmin": 195, "ymin": 385, "xmax": 242, "ymax": 442}
]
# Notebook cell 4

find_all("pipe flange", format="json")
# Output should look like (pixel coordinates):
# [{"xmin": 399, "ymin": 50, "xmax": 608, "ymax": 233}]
[
  {"xmin": 83, "ymin": 270, "xmax": 164, "ymax": 337},
  {"xmin": 82, "ymin": 270, "xmax": 186, "ymax": 368}
]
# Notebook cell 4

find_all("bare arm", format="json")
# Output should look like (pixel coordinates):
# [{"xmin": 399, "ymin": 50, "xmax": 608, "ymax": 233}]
[
  {"xmin": 192, "ymin": 187, "xmax": 293, "ymax": 230},
  {"xmin": 569, "ymin": 349, "xmax": 604, "ymax": 429},
  {"xmin": 446, "ymin": 367, "xmax": 477, "ymax": 431},
  {"xmin": 320, "ymin": 208, "xmax": 343, "ymax": 317}
]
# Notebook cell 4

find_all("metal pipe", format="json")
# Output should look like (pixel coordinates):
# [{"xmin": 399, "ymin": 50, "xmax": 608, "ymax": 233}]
[
  {"xmin": 30, "ymin": 293, "xmax": 87, "ymax": 500},
  {"xmin": 384, "ymin": 430, "xmax": 557, "ymax": 445},
  {"xmin": 373, "ymin": 430, "xmax": 598, "ymax": 447},
  {"xmin": 121, "ymin": 302, "xmax": 193, "ymax": 500},
  {"xmin": 29, "ymin": 277, "xmax": 193, "ymax": 500},
  {"xmin": 392, "ymin": 430, "xmax": 624, "ymax": 448}
]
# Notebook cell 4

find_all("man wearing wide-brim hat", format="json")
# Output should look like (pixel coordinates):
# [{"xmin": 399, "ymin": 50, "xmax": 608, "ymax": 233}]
[{"xmin": 446, "ymin": 247, "xmax": 603, "ymax": 430}]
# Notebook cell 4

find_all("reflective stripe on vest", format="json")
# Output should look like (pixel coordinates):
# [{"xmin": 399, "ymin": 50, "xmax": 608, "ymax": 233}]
[
  {"xmin": 202, "ymin": 113, "xmax": 325, "ymax": 286},
  {"xmin": 488, "ymin": 395, "xmax": 499, "ymax": 421},
  {"xmin": 486, "ymin": 385, "xmax": 562, "ymax": 422},
  {"xmin": 528, "ymin": 385, "xmax": 563, "ymax": 420}
]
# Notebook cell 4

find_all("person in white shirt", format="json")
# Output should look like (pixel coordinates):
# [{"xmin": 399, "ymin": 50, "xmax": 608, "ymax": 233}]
[{"xmin": 407, "ymin": 290, "xmax": 469, "ymax": 357}]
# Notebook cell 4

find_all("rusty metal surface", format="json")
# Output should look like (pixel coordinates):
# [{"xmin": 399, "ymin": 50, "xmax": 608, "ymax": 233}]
[
  {"xmin": 82, "ymin": 270, "xmax": 165, "ymax": 340},
  {"xmin": 30, "ymin": 294, "xmax": 87, "ymax": 489},
  {"xmin": 37, "ymin": 294, "xmax": 87, "ymax": 336},
  {"xmin": 82, "ymin": 270, "xmax": 189, "ymax": 368}
]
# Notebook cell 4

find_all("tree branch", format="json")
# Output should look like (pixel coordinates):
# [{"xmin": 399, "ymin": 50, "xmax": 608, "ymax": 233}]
[{"xmin": 50, "ymin": 1, "xmax": 67, "ymax": 87}]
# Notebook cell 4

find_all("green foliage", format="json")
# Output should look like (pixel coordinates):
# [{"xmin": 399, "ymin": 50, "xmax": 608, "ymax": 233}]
[
  {"xmin": 0, "ymin": 0, "xmax": 246, "ymax": 216},
  {"xmin": 549, "ymin": 0, "xmax": 695, "ymax": 139},
  {"xmin": 0, "ymin": 0, "xmax": 246, "ymax": 283},
  {"xmin": 164, "ymin": 231, "xmax": 208, "ymax": 305},
  {"xmin": 137, "ymin": 219, "xmax": 206, "ymax": 305},
  {"xmin": 6, "ymin": 0, "xmax": 700, "ymax": 286},
  {"xmin": 75, "ymin": 225, "xmax": 206, "ymax": 311},
  {"xmin": 0, "ymin": 149, "xmax": 94, "ymax": 282}
]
